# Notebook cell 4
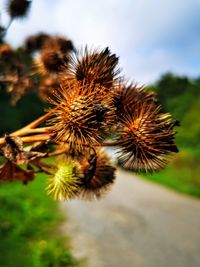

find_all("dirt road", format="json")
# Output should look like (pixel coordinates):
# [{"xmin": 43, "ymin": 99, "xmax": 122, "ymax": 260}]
[{"xmin": 61, "ymin": 169, "xmax": 200, "ymax": 267}]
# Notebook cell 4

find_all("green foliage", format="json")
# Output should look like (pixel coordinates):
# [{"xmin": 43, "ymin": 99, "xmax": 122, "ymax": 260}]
[
  {"xmin": 144, "ymin": 73, "xmax": 200, "ymax": 197},
  {"xmin": 149, "ymin": 72, "xmax": 200, "ymax": 149},
  {"xmin": 177, "ymin": 98, "xmax": 200, "ymax": 147},
  {"xmin": 0, "ymin": 173, "xmax": 79, "ymax": 267},
  {"xmin": 143, "ymin": 149, "xmax": 200, "ymax": 197},
  {"xmin": 0, "ymin": 87, "xmax": 45, "ymax": 135}
]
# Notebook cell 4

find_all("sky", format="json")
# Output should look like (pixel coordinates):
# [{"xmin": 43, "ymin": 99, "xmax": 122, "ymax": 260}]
[{"xmin": 1, "ymin": 0, "xmax": 200, "ymax": 84}]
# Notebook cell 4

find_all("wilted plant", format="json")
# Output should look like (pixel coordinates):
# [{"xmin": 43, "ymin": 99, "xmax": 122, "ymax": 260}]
[{"xmin": 0, "ymin": 0, "xmax": 179, "ymax": 201}]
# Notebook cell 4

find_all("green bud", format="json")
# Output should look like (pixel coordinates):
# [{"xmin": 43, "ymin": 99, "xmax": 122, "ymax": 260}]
[{"xmin": 46, "ymin": 159, "xmax": 81, "ymax": 201}]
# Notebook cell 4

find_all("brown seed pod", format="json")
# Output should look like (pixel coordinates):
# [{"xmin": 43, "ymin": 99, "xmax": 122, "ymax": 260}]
[
  {"xmin": 49, "ymin": 37, "xmax": 74, "ymax": 54},
  {"xmin": 0, "ymin": 43, "xmax": 13, "ymax": 61},
  {"xmin": 40, "ymin": 36, "xmax": 74, "ymax": 54},
  {"xmin": 8, "ymin": 0, "xmax": 31, "ymax": 18},
  {"xmin": 48, "ymin": 81, "xmax": 110, "ymax": 149},
  {"xmin": 80, "ymin": 149, "xmax": 116, "ymax": 200},
  {"xmin": 116, "ymin": 100, "xmax": 178, "ymax": 172},
  {"xmin": 66, "ymin": 46, "xmax": 120, "ymax": 88},
  {"xmin": 112, "ymin": 82, "xmax": 157, "ymax": 121},
  {"xmin": 36, "ymin": 50, "xmax": 67, "ymax": 74},
  {"xmin": 24, "ymin": 33, "xmax": 50, "ymax": 52},
  {"xmin": 57, "ymin": 38, "xmax": 74, "ymax": 54}
]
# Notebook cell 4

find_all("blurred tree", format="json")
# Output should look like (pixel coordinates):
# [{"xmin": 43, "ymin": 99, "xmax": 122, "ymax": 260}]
[{"xmin": 148, "ymin": 73, "xmax": 200, "ymax": 149}]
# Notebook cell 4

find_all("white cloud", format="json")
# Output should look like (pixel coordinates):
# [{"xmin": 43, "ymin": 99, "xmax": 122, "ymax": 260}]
[{"xmin": 1, "ymin": 0, "xmax": 200, "ymax": 83}]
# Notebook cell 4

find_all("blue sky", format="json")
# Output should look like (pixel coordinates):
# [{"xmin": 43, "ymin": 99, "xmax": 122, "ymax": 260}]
[{"xmin": 1, "ymin": 0, "xmax": 200, "ymax": 84}]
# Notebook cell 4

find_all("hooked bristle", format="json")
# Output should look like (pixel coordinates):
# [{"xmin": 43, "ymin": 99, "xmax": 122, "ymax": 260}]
[
  {"xmin": 36, "ymin": 50, "xmax": 66, "ymax": 74},
  {"xmin": 112, "ymin": 82, "xmax": 157, "ymax": 120},
  {"xmin": 117, "ymin": 100, "xmax": 178, "ymax": 172},
  {"xmin": 24, "ymin": 33, "xmax": 50, "ymax": 52},
  {"xmin": 79, "ymin": 149, "xmax": 116, "ymax": 200},
  {"xmin": 66, "ymin": 46, "xmax": 120, "ymax": 88},
  {"xmin": 48, "ymin": 81, "xmax": 110, "ymax": 149},
  {"xmin": 46, "ymin": 158, "xmax": 81, "ymax": 201}
]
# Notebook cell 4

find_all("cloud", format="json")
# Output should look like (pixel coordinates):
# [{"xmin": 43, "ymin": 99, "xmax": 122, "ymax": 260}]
[{"xmin": 2, "ymin": 0, "xmax": 200, "ymax": 83}]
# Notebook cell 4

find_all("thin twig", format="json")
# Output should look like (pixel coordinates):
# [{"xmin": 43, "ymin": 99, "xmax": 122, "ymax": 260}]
[
  {"xmin": 20, "ymin": 134, "xmax": 52, "ymax": 143},
  {"xmin": 0, "ymin": 133, "xmax": 52, "ymax": 146},
  {"xmin": 19, "ymin": 126, "xmax": 52, "ymax": 135},
  {"xmin": 11, "ymin": 108, "xmax": 56, "ymax": 137}
]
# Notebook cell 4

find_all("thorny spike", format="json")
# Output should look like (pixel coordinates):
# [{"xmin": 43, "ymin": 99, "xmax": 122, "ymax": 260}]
[{"xmin": 0, "ymin": 42, "xmax": 179, "ymax": 201}]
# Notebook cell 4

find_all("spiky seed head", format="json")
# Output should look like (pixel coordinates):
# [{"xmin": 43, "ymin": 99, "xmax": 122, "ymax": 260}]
[
  {"xmin": 112, "ymin": 82, "xmax": 157, "ymax": 121},
  {"xmin": 55, "ymin": 37, "xmax": 74, "ymax": 54},
  {"xmin": 66, "ymin": 46, "xmax": 120, "ymax": 88},
  {"xmin": 117, "ymin": 100, "xmax": 178, "ymax": 173},
  {"xmin": 80, "ymin": 150, "xmax": 116, "ymax": 200},
  {"xmin": 46, "ymin": 158, "xmax": 81, "ymax": 201},
  {"xmin": 8, "ymin": 0, "xmax": 31, "ymax": 18},
  {"xmin": 0, "ymin": 44, "xmax": 13, "ymax": 60},
  {"xmin": 36, "ymin": 50, "xmax": 66, "ymax": 74},
  {"xmin": 24, "ymin": 33, "xmax": 50, "ymax": 52},
  {"xmin": 48, "ymin": 81, "xmax": 110, "ymax": 149},
  {"xmin": 40, "ymin": 36, "xmax": 74, "ymax": 54}
]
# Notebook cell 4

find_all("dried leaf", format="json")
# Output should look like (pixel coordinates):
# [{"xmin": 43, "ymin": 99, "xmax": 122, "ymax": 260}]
[
  {"xmin": 15, "ymin": 151, "xmax": 46, "ymax": 165},
  {"xmin": 3, "ymin": 134, "xmax": 23, "ymax": 161},
  {"xmin": 0, "ymin": 161, "xmax": 35, "ymax": 184},
  {"xmin": 3, "ymin": 134, "xmax": 46, "ymax": 164}
]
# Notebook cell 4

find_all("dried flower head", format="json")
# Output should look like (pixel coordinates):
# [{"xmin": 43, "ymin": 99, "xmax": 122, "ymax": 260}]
[
  {"xmin": 2, "ymin": 134, "xmax": 46, "ymax": 165},
  {"xmin": 46, "ymin": 157, "xmax": 81, "ymax": 201},
  {"xmin": 79, "ymin": 149, "xmax": 116, "ymax": 199},
  {"xmin": 56, "ymin": 37, "xmax": 74, "ymax": 54},
  {"xmin": 36, "ymin": 50, "xmax": 66, "ymax": 74},
  {"xmin": 8, "ymin": 0, "xmax": 31, "ymax": 18},
  {"xmin": 24, "ymin": 33, "xmax": 50, "ymax": 52},
  {"xmin": 117, "ymin": 100, "xmax": 178, "ymax": 172},
  {"xmin": 67, "ymin": 47, "xmax": 119, "ymax": 88},
  {"xmin": 0, "ymin": 43, "xmax": 13, "ymax": 61},
  {"xmin": 112, "ymin": 83, "xmax": 157, "ymax": 120},
  {"xmin": 48, "ymin": 81, "xmax": 110, "ymax": 148},
  {"xmin": 42, "ymin": 36, "xmax": 74, "ymax": 53}
]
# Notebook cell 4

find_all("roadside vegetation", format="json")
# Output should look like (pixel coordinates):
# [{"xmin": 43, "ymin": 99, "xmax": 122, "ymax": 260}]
[
  {"xmin": 143, "ymin": 73, "xmax": 200, "ymax": 197},
  {"xmin": 0, "ymin": 170, "xmax": 80, "ymax": 267}
]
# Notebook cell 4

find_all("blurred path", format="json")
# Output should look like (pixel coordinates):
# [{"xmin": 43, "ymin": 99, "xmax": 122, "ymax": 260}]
[{"xmin": 61, "ymin": 169, "xmax": 200, "ymax": 267}]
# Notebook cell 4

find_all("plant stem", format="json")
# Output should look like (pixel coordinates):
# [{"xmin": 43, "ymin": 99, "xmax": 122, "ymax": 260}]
[
  {"xmin": 0, "ymin": 17, "xmax": 14, "ymax": 39},
  {"xmin": 0, "ymin": 133, "xmax": 52, "ymax": 146},
  {"xmin": 20, "ymin": 134, "xmax": 52, "ymax": 143},
  {"xmin": 11, "ymin": 110, "xmax": 55, "ymax": 137},
  {"xmin": 0, "ymin": 107, "xmax": 57, "ymax": 146}
]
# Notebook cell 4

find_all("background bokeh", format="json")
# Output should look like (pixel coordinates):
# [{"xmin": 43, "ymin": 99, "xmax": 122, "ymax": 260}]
[{"xmin": 1, "ymin": 0, "xmax": 200, "ymax": 84}]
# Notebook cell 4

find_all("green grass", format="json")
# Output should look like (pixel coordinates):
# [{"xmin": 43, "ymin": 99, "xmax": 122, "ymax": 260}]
[
  {"xmin": 0, "ymin": 172, "xmax": 80, "ymax": 267},
  {"xmin": 142, "ymin": 148, "xmax": 200, "ymax": 198}
]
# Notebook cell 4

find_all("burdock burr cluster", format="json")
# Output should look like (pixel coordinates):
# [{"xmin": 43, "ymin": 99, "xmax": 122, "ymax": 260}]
[{"xmin": 0, "ymin": 0, "xmax": 179, "ymax": 201}]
